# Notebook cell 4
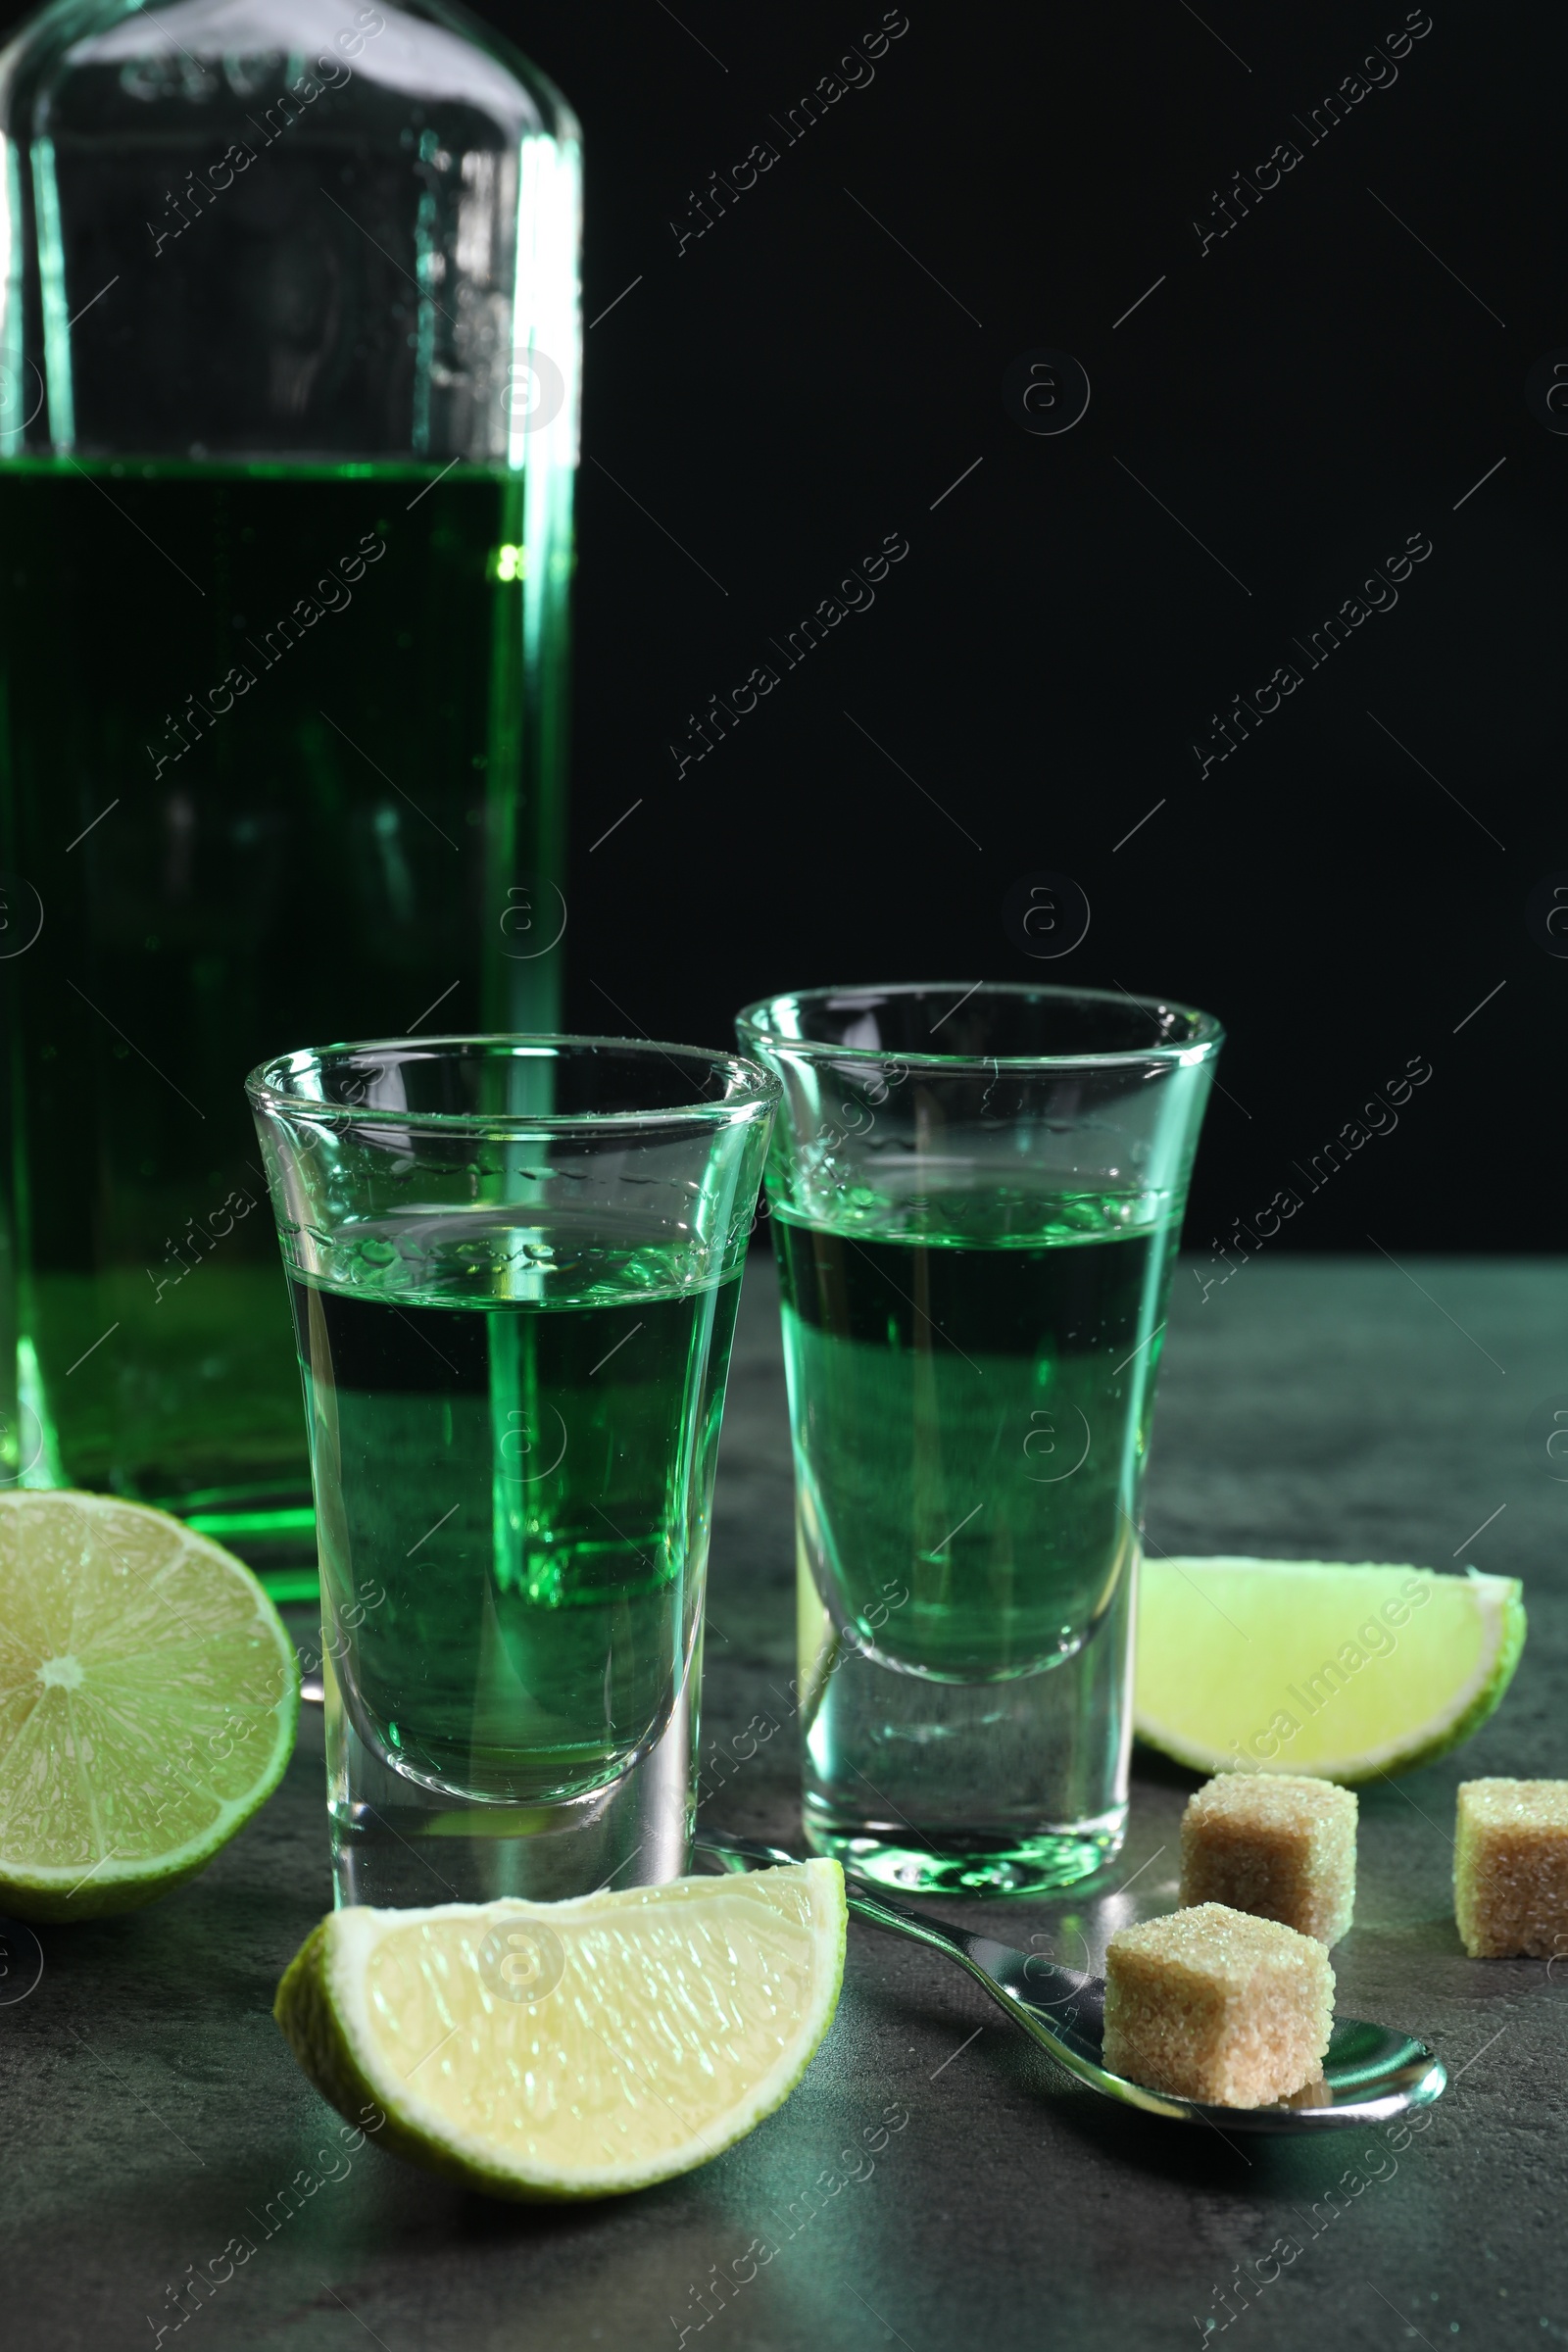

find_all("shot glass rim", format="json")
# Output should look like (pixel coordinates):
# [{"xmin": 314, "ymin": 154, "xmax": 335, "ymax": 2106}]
[
  {"xmin": 736, "ymin": 980, "xmax": 1223, "ymax": 1071},
  {"xmin": 245, "ymin": 1032, "xmax": 781, "ymax": 1134}
]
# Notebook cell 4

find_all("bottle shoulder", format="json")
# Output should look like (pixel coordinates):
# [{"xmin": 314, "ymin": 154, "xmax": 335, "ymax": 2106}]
[
  {"xmin": 0, "ymin": 0, "xmax": 579, "ymax": 150},
  {"xmin": 0, "ymin": 0, "xmax": 581, "ymax": 462}
]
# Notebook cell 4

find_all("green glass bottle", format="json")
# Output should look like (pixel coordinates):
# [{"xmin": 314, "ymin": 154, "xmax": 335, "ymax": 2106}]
[{"xmin": 0, "ymin": 0, "xmax": 580, "ymax": 1596}]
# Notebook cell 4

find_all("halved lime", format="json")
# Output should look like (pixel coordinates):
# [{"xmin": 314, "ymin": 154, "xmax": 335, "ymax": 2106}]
[
  {"xmin": 0, "ymin": 1491, "xmax": 300, "ymax": 1920},
  {"xmin": 1136, "ymin": 1556, "xmax": 1525, "ymax": 1782},
  {"xmin": 275, "ymin": 1861, "xmax": 847, "ymax": 2200}
]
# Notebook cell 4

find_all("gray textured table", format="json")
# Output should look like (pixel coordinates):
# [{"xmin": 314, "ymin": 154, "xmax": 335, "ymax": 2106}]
[{"xmin": 7, "ymin": 1255, "xmax": 1566, "ymax": 2351}]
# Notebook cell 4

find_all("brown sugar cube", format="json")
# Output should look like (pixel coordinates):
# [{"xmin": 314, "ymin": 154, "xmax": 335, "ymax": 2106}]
[
  {"xmin": 1102, "ymin": 1903, "xmax": 1335, "ymax": 2108},
  {"xmin": 1454, "ymin": 1779, "xmax": 1568, "ymax": 1958},
  {"xmin": 1179, "ymin": 1773, "xmax": 1357, "ymax": 1946}
]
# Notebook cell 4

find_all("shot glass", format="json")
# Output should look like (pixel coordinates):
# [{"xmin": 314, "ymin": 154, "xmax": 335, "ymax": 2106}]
[
  {"xmin": 248, "ymin": 1035, "xmax": 777, "ymax": 1907},
  {"xmin": 736, "ymin": 983, "xmax": 1221, "ymax": 1896}
]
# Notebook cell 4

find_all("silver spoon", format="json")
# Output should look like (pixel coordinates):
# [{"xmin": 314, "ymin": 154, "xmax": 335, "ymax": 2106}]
[{"xmin": 695, "ymin": 1832, "xmax": 1446, "ymax": 2135}]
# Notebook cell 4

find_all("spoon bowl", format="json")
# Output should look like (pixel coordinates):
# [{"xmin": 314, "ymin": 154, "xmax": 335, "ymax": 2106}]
[{"xmin": 696, "ymin": 1833, "xmax": 1446, "ymax": 2134}]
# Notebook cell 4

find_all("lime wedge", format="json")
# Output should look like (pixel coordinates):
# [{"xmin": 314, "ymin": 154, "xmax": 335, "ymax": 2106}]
[
  {"xmin": 1136, "ymin": 1556, "xmax": 1525, "ymax": 1782},
  {"xmin": 0, "ymin": 1492, "xmax": 300, "ymax": 1920},
  {"xmin": 275, "ymin": 1862, "xmax": 847, "ymax": 2200}
]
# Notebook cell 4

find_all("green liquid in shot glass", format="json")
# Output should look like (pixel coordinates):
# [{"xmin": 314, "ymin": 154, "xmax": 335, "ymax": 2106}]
[{"xmin": 291, "ymin": 1250, "xmax": 739, "ymax": 1805}]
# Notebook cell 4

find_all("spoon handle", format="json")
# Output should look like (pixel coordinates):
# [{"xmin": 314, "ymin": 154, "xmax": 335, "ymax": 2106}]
[
  {"xmin": 696, "ymin": 1829, "xmax": 956, "ymax": 1943},
  {"xmin": 852, "ymin": 1890, "xmax": 1090, "ymax": 2061},
  {"xmin": 694, "ymin": 1832, "xmax": 1085, "ymax": 2072}
]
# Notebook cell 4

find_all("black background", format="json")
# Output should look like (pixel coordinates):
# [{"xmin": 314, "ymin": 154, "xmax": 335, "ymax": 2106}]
[
  {"xmin": 514, "ymin": 0, "xmax": 1563, "ymax": 1256},
  {"xmin": 11, "ymin": 0, "xmax": 1563, "ymax": 1250}
]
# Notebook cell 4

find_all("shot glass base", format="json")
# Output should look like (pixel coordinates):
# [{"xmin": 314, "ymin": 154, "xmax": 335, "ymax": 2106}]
[
  {"xmin": 326, "ymin": 1661, "xmax": 696, "ymax": 1909},
  {"xmin": 799, "ymin": 1554, "xmax": 1136, "ymax": 1899},
  {"xmin": 803, "ymin": 1808, "xmax": 1126, "ymax": 1897}
]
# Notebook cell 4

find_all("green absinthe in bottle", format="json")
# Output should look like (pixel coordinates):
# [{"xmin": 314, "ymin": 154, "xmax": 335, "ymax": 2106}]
[{"xmin": 0, "ymin": 0, "xmax": 580, "ymax": 1593}]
